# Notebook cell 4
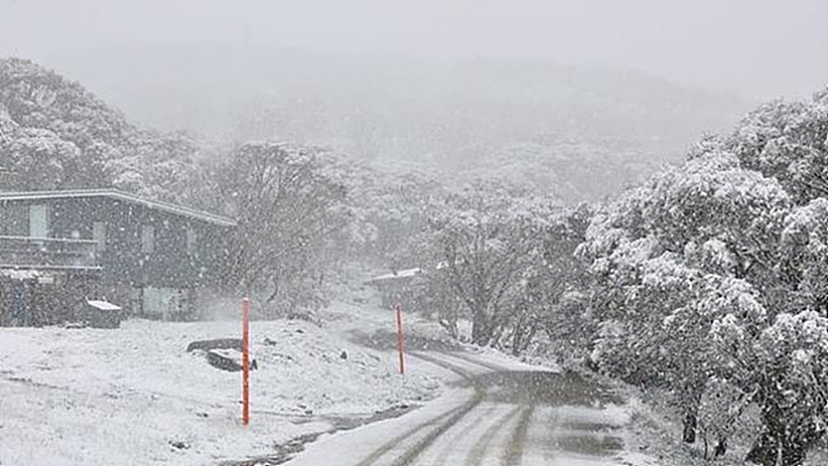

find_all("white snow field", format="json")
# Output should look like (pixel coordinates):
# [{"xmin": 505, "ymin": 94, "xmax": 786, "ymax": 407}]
[
  {"xmin": 0, "ymin": 312, "xmax": 439, "ymax": 466},
  {"xmin": 0, "ymin": 287, "xmax": 647, "ymax": 466}
]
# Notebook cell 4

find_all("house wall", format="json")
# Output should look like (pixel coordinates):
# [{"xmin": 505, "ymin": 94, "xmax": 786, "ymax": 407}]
[
  {"xmin": 140, "ymin": 286, "xmax": 198, "ymax": 321},
  {"xmin": 37, "ymin": 196, "xmax": 229, "ymax": 289},
  {"xmin": 0, "ymin": 203, "xmax": 31, "ymax": 236},
  {"xmin": 0, "ymin": 196, "xmax": 232, "ymax": 322},
  {"xmin": 369, "ymin": 277, "xmax": 418, "ymax": 310}
]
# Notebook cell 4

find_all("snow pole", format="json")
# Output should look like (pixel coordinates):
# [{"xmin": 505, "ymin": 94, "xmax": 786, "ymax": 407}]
[
  {"xmin": 242, "ymin": 297, "xmax": 250, "ymax": 425},
  {"xmin": 395, "ymin": 303, "xmax": 405, "ymax": 375}
]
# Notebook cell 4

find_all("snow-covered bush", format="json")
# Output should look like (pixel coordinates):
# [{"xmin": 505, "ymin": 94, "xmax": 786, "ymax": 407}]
[
  {"xmin": 578, "ymin": 147, "xmax": 791, "ymax": 449},
  {"xmin": 744, "ymin": 311, "xmax": 828, "ymax": 465}
]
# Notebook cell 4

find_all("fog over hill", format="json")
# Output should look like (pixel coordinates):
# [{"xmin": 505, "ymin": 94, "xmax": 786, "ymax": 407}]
[
  {"xmin": 4, "ymin": 3, "xmax": 828, "ymax": 464},
  {"xmin": 42, "ymin": 45, "xmax": 752, "ymax": 202}
]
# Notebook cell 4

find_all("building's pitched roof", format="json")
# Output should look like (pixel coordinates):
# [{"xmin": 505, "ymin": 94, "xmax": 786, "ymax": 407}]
[
  {"xmin": 365, "ymin": 261, "xmax": 454, "ymax": 285},
  {"xmin": 0, "ymin": 189, "xmax": 236, "ymax": 227},
  {"xmin": 366, "ymin": 267, "xmax": 422, "ymax": 284}
]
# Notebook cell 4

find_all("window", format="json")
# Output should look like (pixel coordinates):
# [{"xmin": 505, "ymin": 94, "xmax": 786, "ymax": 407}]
[
  {"xmin": 141, "ymin": 225, "xmax": 154, "ymax": 253},
  {"xmin": 186, "ymin": 228, "xmax": 197, "ymax": 253},
  {"xmin": 0, "ymin": 204, "xmax": 28, "ymax": 236},
  {"xmin": 29, "ymin": 204, "xmax": 49, "ymax": 238},
  {"xmin": 93, "ymin": 222, "xmax": 106, "ymax": 251}
]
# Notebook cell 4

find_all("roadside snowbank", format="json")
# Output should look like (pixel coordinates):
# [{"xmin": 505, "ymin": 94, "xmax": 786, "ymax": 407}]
[{"xmin": 0, "ymin": 318, "xmax": 438, "ymax": 466}]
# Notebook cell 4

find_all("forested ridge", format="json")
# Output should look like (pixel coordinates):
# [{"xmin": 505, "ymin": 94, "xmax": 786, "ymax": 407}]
[
  {"xmin": 0, "ymin": 58, "xmax": 199, "ymax": 203},
  {"xmin": 2, "ymin": 56, "xmax": 827, "ymax": 464},
  {"xmin": 53, "ymin": 46, "xmax": 750, "ymax": 203}
]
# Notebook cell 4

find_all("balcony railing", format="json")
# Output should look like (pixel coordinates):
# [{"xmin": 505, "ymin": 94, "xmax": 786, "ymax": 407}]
[{"xmin": 0, "ymin": 235, "xmax": 101, "ymax": 271}]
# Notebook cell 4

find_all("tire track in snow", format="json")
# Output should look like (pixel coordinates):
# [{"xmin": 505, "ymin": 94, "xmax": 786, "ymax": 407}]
[
  {"xmin": 354, "ymin": 351, "xmax": 486, "ymax": 466},
  {"xmin": 352, "ymin": 405, "xmax": 465, "ymax": 466},
  {"xmin": 502, "ymin": 404, "xmax": 535, "ymax": 466},
  {"xmin": 462, "ymin": 405, "xmax": 523, "ymax": 466},
  {"xmin": 416, "ymin": 352, "xmax": 489, "ymax": 379},
  {"xmin": 385, "ymin": 393, "xmax": 484, "ymax": 466},
  {"xmin": 443, "ymin": 351, "xmax": 512, "ymax": 373},
  {"xmin": 425, "ymin": 403, "xmax": 501, "ymax": 466},
  {"xmin": 542, "ymin": 407, "xmax": 559, "ymax": 464}
]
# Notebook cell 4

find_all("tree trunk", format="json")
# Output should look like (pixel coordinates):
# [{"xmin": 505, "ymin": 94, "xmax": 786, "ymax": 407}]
[
  {"xmin": 471, "ymin": 310, "xmax": 492, "ymax": 346},
  {"xmin": 746, "ymin": 429, "xmax": 781, "ymax": 466},
  {"xmin": 438, "ymin": 303, "xmax": 459, "ymax": 339},
  {"xmin": 438, "ymin": 317, "xmax": 459, "ymax": 339},
  {"xmin": 681, "ymin": 381, "xmax": 705, "ymax": 444},
  {"xmin": 714, "ymin": 436, "xmax": 728, "ymax": 457},
  {"xmin": 745, "ymin": 422, "xmax": 823, "ymax": 466},
  {"xmin": 511, "ymin": 317, "xmax": 525, "ymax": 356},
  {"xmin": 683, "ymin": 412, "xmax": 698, "ymax": 444}
]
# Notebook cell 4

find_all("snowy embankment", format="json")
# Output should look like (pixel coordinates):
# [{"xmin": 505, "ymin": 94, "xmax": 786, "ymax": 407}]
[{"xmin": 0, "ymin": 315, "xmax": 438, "ymax": 466}]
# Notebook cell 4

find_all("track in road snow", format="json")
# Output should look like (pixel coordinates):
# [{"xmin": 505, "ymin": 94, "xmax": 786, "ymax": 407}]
[{"xmin": 285, "ymin": 350, "xmax": 631, "ymax": 466}]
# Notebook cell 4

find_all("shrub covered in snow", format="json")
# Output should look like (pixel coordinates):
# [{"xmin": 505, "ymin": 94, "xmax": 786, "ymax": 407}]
[{"xmin": 577, "ymin": 87, "xmax": 828, "ymax": 464}]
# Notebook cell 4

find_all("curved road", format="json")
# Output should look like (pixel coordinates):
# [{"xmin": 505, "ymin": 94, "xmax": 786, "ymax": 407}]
[{"xmin": 286, "ymin": 349, "xmax": 631, "ymax": 466}]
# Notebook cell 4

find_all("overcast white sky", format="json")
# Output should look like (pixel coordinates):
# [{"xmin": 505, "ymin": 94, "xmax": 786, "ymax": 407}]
[{"xmin": 2, "ymin": 0, "xmax": 827, "ymax": 99}]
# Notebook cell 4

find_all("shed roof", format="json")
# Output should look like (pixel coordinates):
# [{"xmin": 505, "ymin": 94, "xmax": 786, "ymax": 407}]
[
  {"xmin": 0, "ymin": 189, "xmax": 236, "ymax": 227},
  {"xmin": 367, "ymin": 267, "xmax": 422, "ymax": 284},
  {"xmin": 87, "ymin": 300, "xmax": 122, "ymax": 311}
]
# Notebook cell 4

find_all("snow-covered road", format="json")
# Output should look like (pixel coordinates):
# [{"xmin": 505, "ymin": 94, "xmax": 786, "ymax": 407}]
[{"xmin": 286, "ymin": 349, "xmax": 637, "ymax": 466}]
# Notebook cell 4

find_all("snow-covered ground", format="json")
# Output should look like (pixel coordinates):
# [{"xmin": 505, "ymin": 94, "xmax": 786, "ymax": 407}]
[
  {"xmin": 0, "ymin": 310, "xmax": 439, "ymax": 465},
  {"xmin": 2, "ymin": 273, "xmax": 639, "ymax": 466}
]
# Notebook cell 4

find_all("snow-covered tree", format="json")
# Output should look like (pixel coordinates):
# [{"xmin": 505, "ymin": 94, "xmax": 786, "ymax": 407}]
[
  {"xmin": 779, "ymin": 198, "xmax": 828, "ymax": 317},
  {"xmin": 335, "ymin": 158, "xmax": 441, "ymax": 266},
  {"xmin": 0, "ymin": 127, "xmax": 79, "ymax": 190},
  {"xmin": 514, "ymin": 204, "xmax": 591, "ymax": 357},
  {"xmin": 0, "ymin": 58, "xmax": 201, "ymax": 202},
  {"xmin": 743, "ymin": 311, "xmax": 828, "ymax": 465},
  {"xmin": 727, "ymin": 88, "xmax": 828, "ymax": 205},
  {"xmin": 211, "ymin": 142, "xmax": 350, "ymax": 316},
  {"xmin": 579, "ymin": 149, "xmax": 790, "ymax": 447},
  {"xmin": 421, "ymin": 179, "xmax": 555, "ymax": 345}
]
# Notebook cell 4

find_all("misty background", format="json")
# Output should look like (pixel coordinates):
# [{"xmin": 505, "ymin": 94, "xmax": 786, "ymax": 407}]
[
  {"xmin": 3, "ymin": 3, "xmax": 828, "ymax": 463},
  {"xmin": 2, "ymin": 0, "xmax": 827, "ymax": 201}
]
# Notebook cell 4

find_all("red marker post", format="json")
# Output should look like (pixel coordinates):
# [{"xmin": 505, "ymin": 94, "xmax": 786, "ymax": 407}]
[
  {"xmin": 395, "ymin": 303, "xmax": 405, "ymax": 375},
  {"xmin": 242, "ymin": 297, "xmax": 250, "ymax": 425}
]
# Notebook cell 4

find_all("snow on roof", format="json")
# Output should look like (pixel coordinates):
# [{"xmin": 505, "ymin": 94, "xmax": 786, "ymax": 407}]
[
  {"xmin": 367, "ymin": 267, "xmax": 422, "ymax": 283},
  {"xmin": 0, "ymin": 189, "xmax": 236, "ymax": 227},
  {"xmin": 87, "ymin": 300, "xmax": 122, "ymax": 311},
  {"xmin": 366, "ymin": 262, "xmax": 455, "ymax": 284},
  {"xmin": 0, "ymin": 269, "xmax": 43, "ymax": 280}
]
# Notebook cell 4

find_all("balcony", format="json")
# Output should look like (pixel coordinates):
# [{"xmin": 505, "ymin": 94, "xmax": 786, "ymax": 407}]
[{"xmin": 0, "ymin": 235, "xmax": 101, "ymax": 271}]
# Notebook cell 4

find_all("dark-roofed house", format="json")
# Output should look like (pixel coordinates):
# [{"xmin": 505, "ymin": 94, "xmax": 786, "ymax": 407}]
[{"xmin": 0, "ymin": 189, "xmax": 235, "ymax": 326}]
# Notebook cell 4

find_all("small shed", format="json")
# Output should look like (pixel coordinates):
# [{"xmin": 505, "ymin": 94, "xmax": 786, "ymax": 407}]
[
  {"xmin": 365, "ymin": 267, "xmax": 422, "ymax": 309},
  {"xmin": 82, "ymin": 299, "xmax": 124, "ymax": 329}
]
